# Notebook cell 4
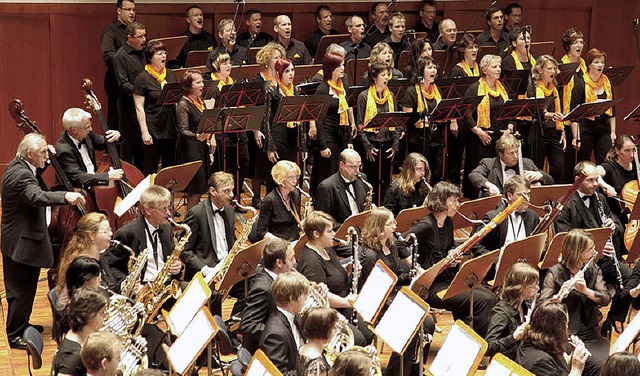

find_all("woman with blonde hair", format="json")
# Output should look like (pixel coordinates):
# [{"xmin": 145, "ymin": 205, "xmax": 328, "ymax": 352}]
[
  {"xmin": 383, "ymin": 153, "xmax": 431, "ymax": 216},
  {"xmin": 254, "ymin": 42, "xmax": 287, "ymax": 85},
  {"xmin": 360, "ymin": 42, "xmax": 403, "ymax": 87}
]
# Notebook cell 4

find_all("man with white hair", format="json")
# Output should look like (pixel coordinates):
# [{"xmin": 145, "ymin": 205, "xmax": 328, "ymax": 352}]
[
  {"xmin": 273, "ymin": 14, "xmax": 312, "ymax": 66},
  {"xmin": 55, "ymin": 107, "xmax": 123, "ymax": 189}
]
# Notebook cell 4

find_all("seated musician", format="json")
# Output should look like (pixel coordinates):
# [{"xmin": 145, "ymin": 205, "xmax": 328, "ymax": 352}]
[
  {"xmin": 259, "ymin": 271, "xmax": 311, "ymax": 376},
  {"xmin": 555, "ymin": 161, "xmax": 631, "ymax": 333},
  {"xmin": 80, "ymin": 331, "xmax": 123, "ymax": 376},
  {"xmin": 102, "ymin": 185, "xmax": 181, "ymax": 294},
  {"xmin": 54, "ymin": 287, "xmax": 109, "ymax": 376},
  {"xmin": 474, "ymin": 175, "xmax": 539, "ymax": 255},
  {"xmin": 403, "ymin": 181, "xmax": 498, "ymax": 337},
  {"xmin": 297, "ymin": 307, "xmax": 338, "ymax": 376},
  {"xmin": 540, "ymin": 229, "xmax": 610, "ymax": 376},
  {"xmin": 382, "ymin": 152, "xmax": 431, "ymax": 216},
  {"xmin": 598, "ymin": 134, "xmax": 637, "ymax": 228},
  {"xmin": 516, "ymin": 300, "xmax": 589, "ymax": 376},
  {"xmin": 181, "ymin": 171, "xmax": 237, "ymax": 281},
  {"xmin": 240, "ymin": 237, "xmax": 296, "ymax": 353},
  {"xmin": 55, "ymin": 108, "xmax": 123, "ymax": 189},
  {"xmin": 315, "ymin": 149, "xmax": 369, "ymax": 229},
  {"xmin": 485, "ymin": 262, "xmax": 538, "ymax": 360},
  {"xmin": 468, "ymin": 133, "xmax": 553, "ymax": 197}
]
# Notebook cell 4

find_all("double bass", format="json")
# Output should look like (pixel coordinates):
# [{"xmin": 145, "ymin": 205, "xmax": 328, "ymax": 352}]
[
  {"xmin": 622, "ymin": 143, "xmax": 640, "ymax": 250},
  {"xmin": 82, "ymin": 79, "xmax": 145, "ymax": 229}
]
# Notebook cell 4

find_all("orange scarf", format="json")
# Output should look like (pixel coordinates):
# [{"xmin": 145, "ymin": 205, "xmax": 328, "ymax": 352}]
[
  {"xmin": 511, "ymin": 50, "xmax": 536, "ymax": 70},
  {"xmin": 476, "ymin": 78, "xmax": 509, "ymax": 129},
  {"xmin": 145, "ymin": 65, "xmax": 167, "ymax": 88},
  {"xmin": 536, "ymin": 80, "xmax": 563, "ymax": 130},
  {"xmin": 561, "ymin": 55, "xmax": 587, "ymax": 121},
  {"xmin": 261, "ymin": 70, "xmax": 276, "ymax": 86},
  {"xmin": 211, "ymin": 73, "xmax": 233, "ymax": 92},
  {"xmin": 186, "ymin": 95, "xmax": 205, "ymax": 113},
  {"xmin": 364, "ymin": 85, "xmax": 394, "ymax": 126},
  {"xmin": 459, "ymin": 60, "xmax": 480, "ymax": 77},
  {"xmin": 583, "ymin": 72, "xmax": 613, "ymax": 116},
  {"xmin": 327, "ymin": 79, "xmax": 350, "ymax": 126},
  {"xmin": 415, "ymin": 83, "xmax": 441, "ymax": 128},
  {"xmin": 276, "ymin": 76, "xmax": 297, "ymax": 128}
]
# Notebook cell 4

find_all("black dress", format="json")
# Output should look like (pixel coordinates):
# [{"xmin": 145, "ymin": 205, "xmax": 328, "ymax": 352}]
[
  {"xmin": 382, "ymin": 180, "xmax": 429, "ymax": 216},
  {"xmin": 485, "ymin": 299, "xmax": 530, "ymax": 360},
  {"xmin": 601, "ymin": 160, "xmax": 636, "ymax": 226},
  {"xmin": 516, "ymin": 341, "xmax": 570, "ymax": 376},
  {"xmin": 133, "ymin": 69, "xmax": 178, "ymax": 175},
  {"xmin": 54, "ymin": 338, "xmax": 86, "ymax": 376},
  {"xmin": 255, "ymin": 188, "xmax": 301, "ymax": 242},
  {"xmin": 176, "ymin": 96, "xmax": 211, "ymax": 195},
  {"xmin": 296, "ymin": 353, "xmax": 330, "ymax": 376}
]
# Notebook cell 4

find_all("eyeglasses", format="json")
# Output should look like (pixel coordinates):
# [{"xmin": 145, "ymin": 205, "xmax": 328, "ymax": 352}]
[
  {"xmin": 286, "ymin": 175, "xmax": 300, "ymax": 181},
  {"xmin": 153, "ymin": 206, "xmax": 171, "ymax": 213},
  {"xmin": 120, "ymin": 7, "xmax": 135, "ymax": 12},
  {"xmin": 344, "ymin": 163, "xmax": 361, "ymax": 170}
]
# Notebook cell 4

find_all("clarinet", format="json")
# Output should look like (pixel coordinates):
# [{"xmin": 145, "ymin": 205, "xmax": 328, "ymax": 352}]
[
  {"xmin": 347, "ymin": 226, "xmax": 360, "ymax": 326},
  {"xmin": 594, "ymin": 194, "xmax": 625, "ymax": 291}
]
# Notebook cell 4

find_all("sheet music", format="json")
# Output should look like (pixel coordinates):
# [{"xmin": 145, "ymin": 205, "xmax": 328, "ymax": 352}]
[
  {"xmin": 429, "ymin": 323, "xmax": 482, "ymax": 375},
  {"xmin": 168, "ymin": 275, "xmax": 210, "ymax": 336},
  {"xmin": 611, "ymin": 306, "xmax": 640, "ymax": 354},
  {"xmin": 354, "ymin": 263, "xmax": 395, "ymax": 323},
  {"xmin": 168, "ymin": 309, "xmax": 215, "ymax": 374},
  {"xmin": 375, "ymin": 291, "xmax": 426, "ymax": 354},
  {"xmin": 245, "ymin": 350, "xmax": 283, "ymax": 376},
  {"xmin": 484, "ymin": 361, "xmax": 512, "ymax": 376},
  {"xmin": 114, "ymin": 174, "xmax": 152, "ymax": 217}
]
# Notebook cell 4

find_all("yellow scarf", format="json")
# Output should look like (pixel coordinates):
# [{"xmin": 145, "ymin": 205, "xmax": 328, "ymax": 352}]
[
  {"xmin": 363, "ymin": 85, "xmax": 394, "ymax": 126},
  {"xmin": 145, "ymin": 65, "xmax": 167, "ymax": 88},
  {"xmin": 261, "ymin": 70, "xmax": 276, "ymax": 86},
  {"xmin": 476, "ymin": 78, "xmax": 509, "ymax": 129},
  {"xmin": 415, "ymin": 83, "xmax": 441, "ymax": 128},
  {"xmin": 511, "ymin": 50, "xmax": 536, "ymax": 70},
  {"xmin": 327, "ymin": 79, "xmax": 350, "ymax": 126},
  {"xmin": 561, "ymin": 55, "xmax": 587, "ymax": 121},
  {"xmin": 211, "ymin": 73, "xmax": 234, "ymax": 92},
  {"xmin": 186, "ymin": 96, "xmax": 205, "ymax": 113},
  {"xmin": 583, "ymin": 72, "xmax": 613, "ymax": 116},
  {"xmin": 276, "ymin": 76, "xmax": 297, "ymax": 128},
  {"xmin": 459, "ymin": 60, "xmax": 480, "ymax": 77},
  {"xmin": 536, "ymin": 80, "xmax": 563, "ymax": 130},
  {"xmin": 317, "ymin": 69, "xmax": 324, "ymax": 78}
]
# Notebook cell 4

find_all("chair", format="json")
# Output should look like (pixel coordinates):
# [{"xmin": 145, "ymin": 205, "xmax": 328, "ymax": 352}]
[
  {"xmin": 23, "ymin": 326, "xmax": 43, "ymax": 376},
  {"xmin": 229, "ymin": 347, "xmax": 252, "ymax": 376},
  {"xmin": 47, "ymin": 288, "xmax": 63, "ymax": 344}
]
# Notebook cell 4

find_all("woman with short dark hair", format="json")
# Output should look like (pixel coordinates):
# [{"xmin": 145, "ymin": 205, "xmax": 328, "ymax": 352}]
[{"xmin": 297, "ymin": 307, "xmax": 339, "ymax": 376}]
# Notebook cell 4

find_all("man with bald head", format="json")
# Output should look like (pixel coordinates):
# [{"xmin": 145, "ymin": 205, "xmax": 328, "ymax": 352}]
[
  {"xmin": 314, "ymin": 149, "xmax": 369, "ymax": 227},
  {"xmin": 175, "ymin": 5, "xmax": 217, "ymax": 67},
  {"xmin": 432, "ymin": 18, "xmax": 457, "ymax": 50},
  {"xmin": 273, "ymin": 14, "xmax": 311, "ymax": 66}
]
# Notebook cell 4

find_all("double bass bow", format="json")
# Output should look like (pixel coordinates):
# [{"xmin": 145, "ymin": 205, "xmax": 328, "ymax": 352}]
[{"xmin": 82, "ymin": 79, "xmax": 144, "ymax": 229}]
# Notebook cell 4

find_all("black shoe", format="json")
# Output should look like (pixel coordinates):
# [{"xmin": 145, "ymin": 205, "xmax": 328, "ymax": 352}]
[
  {"xmin": 601, "ymin": 319, "xmax": 613, "ymax": 337},
  {"xmin": 252, "ymin": 197, "xmax": 262, "ymax": 210},
  {"xmin": 9, "ymin": 337, "xmax": 28, "ymax": 350},
  {"xmin": 29, "ymin": 323, "xmax": 44, "ymax": 333}
]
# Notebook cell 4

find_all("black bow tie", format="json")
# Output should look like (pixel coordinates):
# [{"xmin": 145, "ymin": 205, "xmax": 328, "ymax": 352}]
[
  {"xmin": 514, "ymin": 211, "xmax": 524, "ymax": 217},
  {"xmin": 78, "ymin": 139, "xmax": 87, "ymax": 148},
  {"xmin": 582, "ymin": 195, "xmax": 593, "ymax": 201},
  {"xmin": 345, "ymin": 181, "xmax": 355, "ymax": 188},
  {"xmin": 505, "ymin": 165, "xmax": 519, "ymax": 173},
  {"xmin": 214, "ymin": 208, "xmax": 225, "ymax": 216}
]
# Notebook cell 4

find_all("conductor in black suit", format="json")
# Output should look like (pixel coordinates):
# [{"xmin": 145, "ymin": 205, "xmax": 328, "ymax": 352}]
[
  {"xmin": 55, "ymin": 108, "xmax": 123, "ymax": 190},
  {"xmin": 1, "ymin": 133, "xmax": 85, "ymax": 349},
  {"xmin": 259, "ymin": 271, "xmax": 310, "ymax": 376},
  {"xmin": 102, "ymin": 185, "xmax": 182, "ymax": 292},
  {"xmin": 469, "ymin": 133, "xmax": 553, "ymax": 197},
  {"xmin": 182, "ymin": 171, "xmax": 237, "ymax": 281},
  {"xmin": 475, "ymin": 175, "xmax": 539, "ymax": 256},
  {"xmin": 240, "ymin": 238, "xmax": 296, "ymax": 353},
  {"xmin": 315, "ymin": 149, "xmax": 369, "ymax": 228}
]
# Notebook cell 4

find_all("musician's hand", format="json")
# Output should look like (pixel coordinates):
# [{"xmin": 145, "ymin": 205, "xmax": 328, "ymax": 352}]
[
  {"xmin": 450, "ymin": 120, "xmax": 459, "ymax": 137},
  {"xmin": 574, "ymin": 274, "xmax": 588, "ymax": 295},
  {"xmin": 474, "ymin": 128, "xmax": 492, "ymax": 146},
  {"xmin": 267, "ymin": 151, "xmax": 279, "ymax": 163},
  {"xmin": 142, "ymin": 131, "xmax": 153, "ymax": 145},
  {"xmin": 572, "ymin": 137, "xmax": 581, "ymax": 151},
  {"xmin": 400, "ymin": 130, "xmax": 406, "ymax": 140},
  {"xmin": 513, "ymin": 321, "xmax": 527, "ymax": 340},
  {"xmin": 385, "ymin": 147, "xmax": 396, "ymax": 161},
  {"xmin": 210, "ymin": 138, "xmax": 217, "ymax": 155},
  {"xmin": 602, "ymin": 241, "xmax": 616, "ymax": 258},
  {"xmin": 524, "ymin": 170, "xmax": 543, "ymax": 183},
  {"xmin": 610, "ymin": 132, "xmax": 617, "ymax": 145},
  {"xmin": 301, "ymin": 152, "xmax": 308, "ymax": 162},
  {"xmin": 345, "ymin": 292, "xmax": 357, "ymax": 307},
  {"xmin": 309, "ymin": 124, "xmax": 317, "ymax": 140},
  {"xmin": 484, "ymin": 182, "xmax": 501, "ymax": 196},
  {"xmin": 108, "ymin": 168, "xmax": 124, "ymax": 181},
  {"xmin": 196, "ymin": 132, "xmax": 210, "ymax": 142},
  {"xmin": 603, "ymin": 217, "xmax": 616, "ymax": 231},
  {"xmin": 65, "ymin": 192, "xmax": 86, "ymax": 206},
  {"xmin": 600, "ymin": 182, "xmax": 617, "ymax": 197},
  {"xmin": 105, "ymin": 130, "xmax": 121, "ymax": 142},
  {"xmin": 201, "ymin": 265, "xmax": 216, "ymax": 278},
  {"xmin": 350, "ymin": 124, "xmax": 357, "ymax": 138},
  {"xmin": 253, "ymin": 130, "xmax": 264, "ymax": 149},
  {"xmin": 169, "ymin": 261, "xmax": 183, "ymax": 275},
  {"xmin": 320, "ymin": 148, "xmax": 331, "ymax": 158},
  {"xmin": 366, "ymin": 148, "xmax": 378, "ymax": 161},
  {"xmin": 560, "ymin": 132, "xmax": 567, "ymax": 152},
  {"xmin": 571, "ymin": 346, "xmax": 589, "ymax": 371}
]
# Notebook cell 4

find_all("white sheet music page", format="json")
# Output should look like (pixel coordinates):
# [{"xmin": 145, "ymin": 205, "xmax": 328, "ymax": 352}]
[
  {"xmin": 354, "ymin": 262, "xmax": 395, "ymax": 323},
  {"xmin": 375, "ymin": 291, "xmax": 426, "ymax": 354},
  {"xmin": 168, "ymin": 308, "xmax": 214, "ymax": 374},
  {"xmin": 429, "ymin": 323, "xmax": 482, "ymax": 375},
  {"xmin": 484, "ymin": 360, "xmax": 512, "ymax": 376},
  {"xmin": 611, "ymin": 306, "xmax": 640, "ymax": 354},
  {"xmin": 114, "ymin": 174, "xmax": 152, "ymax": 216},
  {"xmin": 167, "ymin": 274, "xmax": 209, "ymax": 336}
]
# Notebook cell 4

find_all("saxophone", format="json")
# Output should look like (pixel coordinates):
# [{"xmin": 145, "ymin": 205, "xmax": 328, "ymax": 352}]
[
  {"xmin": 296, "ymin": 185, "xmax": 313, "ymax": 228},
  {"xmin": 357, "ymin": 172, "xmax": 374, "ymax": 211},
  {"xmin": 135, "ymin": 218, "xmax": 191, "ymax": 321},
  {"xmin": 210, "ymin": 200, "xmax": 257, "ymax": 300},
  {"xmin": 110, "ymin": 240, "xmax": 148, "ymax": 299}
]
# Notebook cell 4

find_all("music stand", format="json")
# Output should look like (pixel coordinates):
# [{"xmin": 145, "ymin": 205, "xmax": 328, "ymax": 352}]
[
  {"xmin": 431, "ymin": 49, "xmax": 456, "ymax": 77},
  {"xmin": 434, "ymin": 76, "xmax": 480, "ymax": 99},
  {"xmin": 209, "ymin": 239, "xmax": 267, "ymax": 301},
  {"xmin": 495, "ymin": 97, "xmax": 553, "ymax": 121},
  {"xmin": 610, "ymin": 305, "xmax": 640, "ymax": 354},
  {"xmin": 293, "ymin": 234, "xmax": 308, "ymax": 259},
  {"xmin": 229, "ymin": 64, "xmax": 263, "ymax": 83},
  {"xmin": 345, "ymin": 58, "xmax": 370, "ymax": 87},
  {"xmin": 296, "ymin": 81, "xmax": 321, "ymax": 96},
  {"xmin": 353, "ymin": 260, "xmax": 398, "ymax": 324},
  {"xmin": 624, "ymin": 103, "xmax": 640, "ymax": 122},
  {"xmin": 438, "ymin": 250, "xmax": 500, "ymax": 331},
  {"xmin": 154, "ymin": 161, "xmax": 203, "ymax": 214},
  {"xmin": 335, "ymin": 210, "xmax": 372, "ymax": 240},
  {"xmin": 493, "ymin": 233, "xmax": 548, "ymax": 288},
  {"xmin": 184, "ymin": 50, "xmax": 210, "ymax": 68},
  {"xmin": 397, "ymin": 50, "xmax": 412, "ymax": 73},
  {"xmin": 529, "ymin": 184, "xmax": 571, "ymax": 217},
  {"xmin": 540, "ymin": 227, "xmax": 612, "ymax": 269},
  {"xmin": 529, "ymin": 41, "xmax": 555, "ymax": 57},
  {"xmin": 292, "ymin": 64, "xmax": 323, "ymax": 85},
  {"xmin": 396, "ymin": 206, "xmax": 430, "ymax": 233},
  {"xmin": 477, "ymin": 45, "xmax": 498, "ymax": 65},
  {"xmin": 387, "ymin": 78, "xmax": 412, "ymax": 103},
  {"xmin": 248, "ymin": 47, "xmax": 261, "ymax": 64},
  {"xmin": 172, "ymin": 65, "xmax": 206, "ymax": 82},
  {"xmin": 500, "ymin": 70, "xmax": 530, "ymax": 98},
  {"xmin": 452, "ymin": 195, "xmax": 503, "ymax": 230},
  {"xmin": 150, "ymin": 35, "xmax": 188, "ymax": 61},
  {"xmin": 557, "ymin": 62, "xmax": 580, "ymax": 87},
  {"xmin": 166, "ymin": 307, "xmax": 218, "ymax": 376},
  {"xmin": 429, "ymin": 320, "xmax": 487, "ymax": 376},
  {"xmin": 313, "ymin": 34, "xmax": 350, "ymax": 63},
  {"xmin": 429, "ymin": 96, "xmax": 484, "ymax": 122},
  {"xmin": 363, "ymin": 112, "xmax": 411, "ymax": 206},
  {"xmin": 603, "ymin": 66, "xmax": 635, "ymax": 86},
  {"xmin": 346, "ymin": 85, "xmax": 368, "ymax": 107},
  {"xmin": 273, "ymin": 94, "xmax": 332, "ymax": 125},
  {"xmin": 562, "ymin": 99, "xmax": 622, "ymax": 122},
  {"xmin": 244, "ymin": 349, "xmax": 283, "ymax": 376},
  {"xmin": 166, "ymin": 272, "xmax": 211, "ymax": 336},
  {"xmin": 216, "ymin": 81, "xmax": 266, "ymax": 108},
  {"xmin": 485, "ymin": 353, "xmax": 534, "ymax": 376},
  {"xmin": 159, "ymin": 81, "xmax": 215, "ymax": 106}
]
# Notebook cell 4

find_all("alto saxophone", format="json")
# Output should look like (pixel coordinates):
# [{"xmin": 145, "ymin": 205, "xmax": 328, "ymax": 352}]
[
  {"xmin": 110, "ymin": 240, "xmax": 148, "ymax": 299},
  {"xmin": 296, "ymin": 185, "xmax": 313, "ymax": 228},
  {"xmin": 209, "ymin": 200, "xmax": 257, "ymax": 300},
  {"xmin": 357, "ymin": 173, "xmax": 374, "ymax": 211},
  {"xmin": 135, "ymin": 218, "xmax": 191, "ymax": 321}
]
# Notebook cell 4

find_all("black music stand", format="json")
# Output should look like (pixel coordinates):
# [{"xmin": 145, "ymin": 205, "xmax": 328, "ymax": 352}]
[
  {"xmin": 296, "ymin": 82, "xmax": 321, "ymax": 96},
  {"xmin": 557, "ymin": 62, "xmax": 580, "ymax": 87},
  {"xmin": 363, "ymin": 112, "xmax": 411, "ymax": 206},
  {"xmin": 229, "ymin": 64, "xmax": 263, "ymax": 83},
  {"xmin": 216, "ymin": 81, "xmax": 267, "ymax": 108},
  {"xmin": 387, "ymin": 78, "xmax": 412, "ymax": 104},
  {"xmin": 150, "ymin": 36, "xmax": 188, "ymax": 62},
  {"xmin": 624, "ymin": 104, "xmax": 640, "ymax": 122},
  {"xmin": 345, "ymin": 59, "xmax": 370, "ymax": 87},
  {"xmin": 529, "ymin": 41, "xmax": 555, "ymax": 57},
  {"xmin": 500, "ymin": 70, "xmax": 530, "ymax": 98},
  {"xmin": 346, "ymin": 85, "xmax": 368, "ymax": 107},
  {"xmin": 562, "ymin": 99, "xmax": 622, "ymax": 122},
  {"xmin": 434, "ymin": 76, "xmax": 480, "ymax": 99},
  {"xmin": 495, "ymin": 97, "xmax": 554, "ymax": 121},
  {"xmin": 313, "ymin": 34, "xmax": 350, "ymax": 63},
  {"xmin": 432, "ymin": 49, "xmax": 455, "ymax": 77},
  {"xmin": 603, "ymin": 66, "xmax": 635, "ymax": 87},
  {"xmin": 159, "ymin": 81, "xmax": 215, "ymax": 105},
  {"xmin": 292, "ymin": 65, "xmax": 323, "ymax": 86}
]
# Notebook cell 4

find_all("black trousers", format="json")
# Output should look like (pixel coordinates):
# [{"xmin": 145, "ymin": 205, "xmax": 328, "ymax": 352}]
[
  {"xmin": 362, "ymin": 139, "xmax": 394, "ymax": 207},
  {"xmin": 214, "ymin": 139, "xmax": 250, "ymax": 197},
  {"xmin": 532, "ymin": 127, "xmax": 565, "ymax": 184},
  {"xmin": 310, "ymin": 140, "xmax": 346, "ymax": 196},
  {"xmin": 445, "ymin": 125, "xmax": 468, "ymax": 187},
  {"xmin": 3, "ymin": 255, "xmax": 40, "ymax": 339},
  {"xmin": 578, "ymin": 119, "xmax": 611, "ymax": 165},
  {"xmin": 463, "ymin": 131, "xmax": 498, "ymax": 198},
  {"xmin": 118, "ymin": 96, "xmax": 144, "ymax": 172},
  {"xmin": 142, "ymin": 138, "xmax": 176, "ymax": 175}
]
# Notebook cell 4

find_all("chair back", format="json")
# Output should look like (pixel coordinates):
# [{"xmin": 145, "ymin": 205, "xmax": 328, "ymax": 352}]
[
  {"xmin": 23, "ymin": 326, "xmax": 44, "ymax": 371},
  {"xmin": 47, "ymin": 288, "xmax": 63, "ymax": 344}
]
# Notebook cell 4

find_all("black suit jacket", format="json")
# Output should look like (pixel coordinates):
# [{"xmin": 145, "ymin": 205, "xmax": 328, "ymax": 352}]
[
  {"xmin": 101, "ymin": 216, "xmax": 175, "ymax": 291},
  {"xmin": 1, "ymin": 157, "xmax": 67, "ymax": 268},
  {"xmin": 240, "ymin": 267, "xmax": 276, "ymax": 353},
  {"xmin": 259, "ymin": 310, "xmax": 299, "ymax": 376},
  {"xmin": 474, "ymin": 204, "xmax": 540, "ymax": 255},
  {"xmin": 55, "ymin": 130, "xmax": 110, "ymax": 188},
  {"xmin": 315, "ymin": 172, "xmax": 368, "ymax": 227},
  {"xmin": 468, "ymin": 157, "xmax": 554, "ymax": 197},
  {"xmin": 181, "ymin": 198, "xmax": 236, "ymax": 280}
]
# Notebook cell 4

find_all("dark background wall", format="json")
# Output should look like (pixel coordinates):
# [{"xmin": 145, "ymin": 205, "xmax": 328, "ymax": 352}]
[{"xmin": 0, "ymin": 0, "xmax": 638, "ymax": 180}]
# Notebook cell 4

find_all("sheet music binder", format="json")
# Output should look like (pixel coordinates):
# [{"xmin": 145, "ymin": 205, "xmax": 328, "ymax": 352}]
[
  {"xmin": 428, "ymin": 320, "xmax": 488, "ymax": 376},
  {"xmin": 353, "ymin": 260, "xmax": 398, "ymax": 324}
]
